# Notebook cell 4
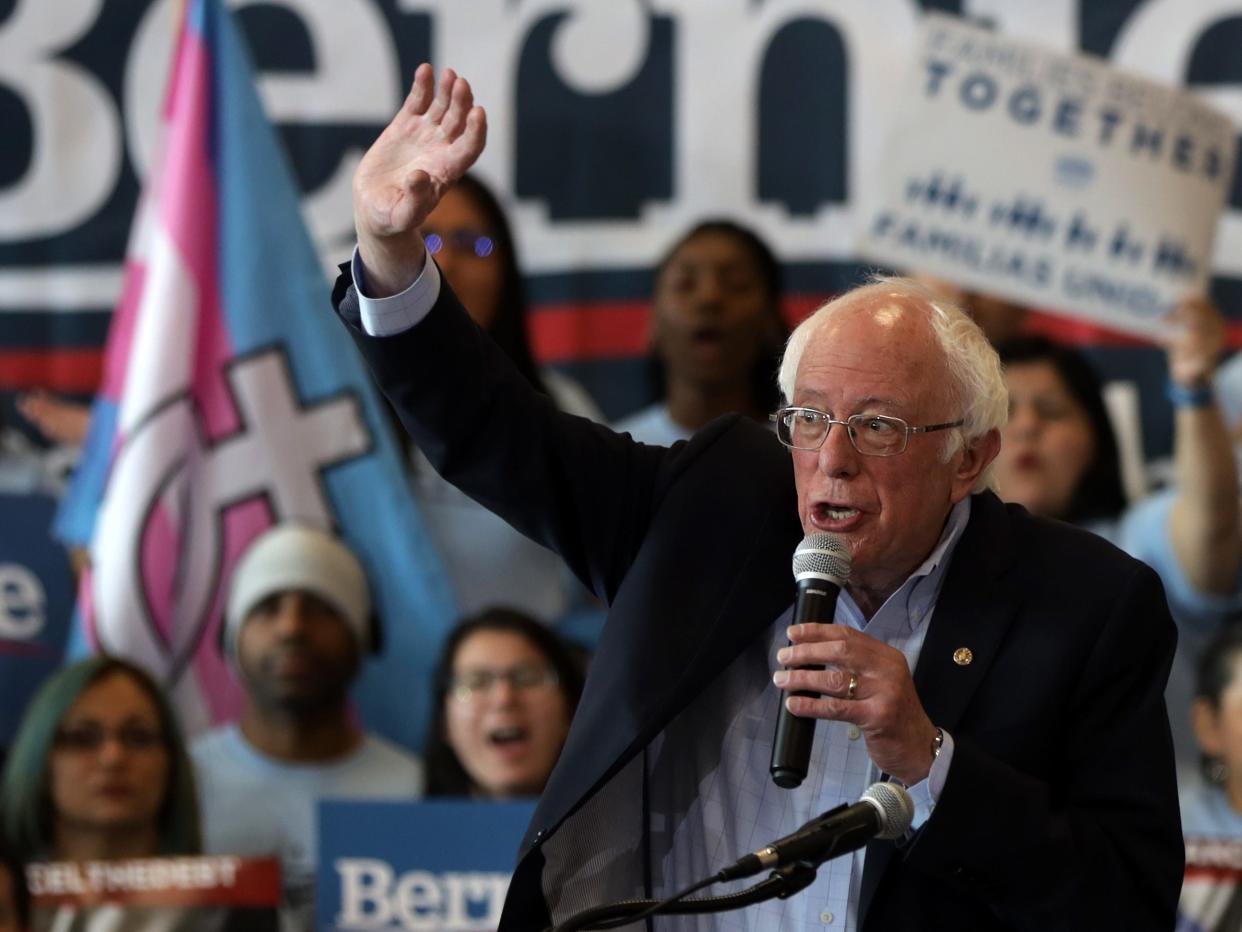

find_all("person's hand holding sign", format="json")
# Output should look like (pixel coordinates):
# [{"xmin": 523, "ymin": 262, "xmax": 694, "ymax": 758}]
[{"xmin": 1164, "ymin": 294, "xmax": 1242, "ymax": 596}]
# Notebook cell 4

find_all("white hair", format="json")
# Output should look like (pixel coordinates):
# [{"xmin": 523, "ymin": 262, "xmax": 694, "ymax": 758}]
[{"xmin": 777, "ymin": 275, "xmax": 1008, "ymax": 492}]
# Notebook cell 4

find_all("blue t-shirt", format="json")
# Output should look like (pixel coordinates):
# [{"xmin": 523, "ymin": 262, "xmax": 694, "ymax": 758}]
[{"xmin": 1087, "ymin": 489, "xmax": 1242, "ymax": 776}]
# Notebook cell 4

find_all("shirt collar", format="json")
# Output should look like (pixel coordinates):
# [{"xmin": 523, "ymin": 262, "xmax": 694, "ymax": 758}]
[
  {"xmin": 910, "ymin": 495, "xmax": 972, "ymax": 583},
  {"xmin": 839, "ymin": 495, "xmax": 973, "ymax": 635}
]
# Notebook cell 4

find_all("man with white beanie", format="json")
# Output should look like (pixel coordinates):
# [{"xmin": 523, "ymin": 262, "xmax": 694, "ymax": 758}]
[{"xmin": 191, "ymin": 523, "xmax": 424, "ymax": 926}]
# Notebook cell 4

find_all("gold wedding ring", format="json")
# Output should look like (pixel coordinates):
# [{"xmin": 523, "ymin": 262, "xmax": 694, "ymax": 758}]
[{"xmin": 846, "ymin": 672, "xmax": 859, "ymax": 700}]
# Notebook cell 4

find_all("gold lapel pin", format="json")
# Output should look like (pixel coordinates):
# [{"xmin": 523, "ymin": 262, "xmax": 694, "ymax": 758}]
[{"xmin": 953, "ymin": 647, "xmax": 973, "ymax": 666}]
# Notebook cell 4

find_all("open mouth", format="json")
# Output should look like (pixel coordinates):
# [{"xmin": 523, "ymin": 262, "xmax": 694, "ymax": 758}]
[
  {"xmin": 820, "ymin": 505, "xmax": 859, "ymax": 520},
  {"xmin": 812, "ymin": 502, "xmax": 863, "ymax": 530},
  {"xmin": 487, "ymin": 726, "xmax": 529, "ymax": 747},
  {"xmin": 690, "ymin": 326, "xmax": 724, "ymax": 346},
  {"xmin": 814, "ymin": 502, "xmax": 860, "ymax": 520}
]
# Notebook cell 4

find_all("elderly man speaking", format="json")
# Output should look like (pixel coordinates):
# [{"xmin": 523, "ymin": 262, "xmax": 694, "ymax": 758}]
[{"xmin": 332, "ymin": 66, "xmax": 1182, "ymax": 930}]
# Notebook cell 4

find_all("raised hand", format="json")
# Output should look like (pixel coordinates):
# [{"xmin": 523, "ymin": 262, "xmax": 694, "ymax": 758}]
[
  {"xmin": 1165, "ymin": 295, "xmax": 1225, "ymax": 388},
  {"xmin": 353, "ymin": 64, "xmax": 487, "ymax": 297}
]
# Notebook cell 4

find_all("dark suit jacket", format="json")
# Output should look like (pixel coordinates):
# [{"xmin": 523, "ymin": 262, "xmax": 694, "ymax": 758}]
[{"xmin": 333, "ymin": 265, "xmax": 1183, "ymax": 931}]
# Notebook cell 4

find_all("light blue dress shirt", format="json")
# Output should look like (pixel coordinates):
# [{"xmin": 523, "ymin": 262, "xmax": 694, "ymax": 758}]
[{"xmin": 646, "ymin": 498, "xmax": 967, "ymax": 931}]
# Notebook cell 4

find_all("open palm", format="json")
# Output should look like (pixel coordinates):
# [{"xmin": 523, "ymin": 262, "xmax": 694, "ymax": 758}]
[{"xmin": 354, "ymin": 64, "xmax": 487, "ymax": 242}]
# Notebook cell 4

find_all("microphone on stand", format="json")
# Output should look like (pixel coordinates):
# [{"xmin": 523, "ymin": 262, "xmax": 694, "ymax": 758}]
[
  {"xmin": 718, "ymin": 782, "xmax": 914, "ymax": 881},
  {"xmin": 546, "ymin": 784, "xmax": 912, "ymax": 931},
  {"xmin": 770, "ymin": 532, "xmax": 852, "ymax": 789}
]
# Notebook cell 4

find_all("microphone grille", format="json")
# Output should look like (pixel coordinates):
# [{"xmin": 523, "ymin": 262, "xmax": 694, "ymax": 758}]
[
  {"xmin": 792, "ymin": 533, "xmax": 851, "ymax": 586},
  {"xmin": 862, "ymin": 782, "xmax": 915, "ymax": 840}
]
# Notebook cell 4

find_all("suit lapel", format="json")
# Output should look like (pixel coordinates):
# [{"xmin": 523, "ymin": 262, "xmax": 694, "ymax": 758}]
[
  {"xmin": 519, "ymin": 426, "xmax": 802, "ymax": 856},
  {"xmin": 858, "ymin": 492, "xmax": 1022, "ymax": 923},
  {"xmin": 911, "ymin": 493, "xmax": 1023, "ymax": 734}
]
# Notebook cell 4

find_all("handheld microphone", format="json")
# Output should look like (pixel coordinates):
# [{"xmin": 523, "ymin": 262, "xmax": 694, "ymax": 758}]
[
  {"xmin": 770, "ymin": 532, "xmax": 851, "ymax": 789},
  {"xmin": 718, "ymin": 782, "xmax": 913, "ymax": 881}
]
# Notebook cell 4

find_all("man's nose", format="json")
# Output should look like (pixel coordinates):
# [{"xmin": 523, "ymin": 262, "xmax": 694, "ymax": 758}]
[
  {"xmin": 816, "ymin": 421, "xmax": 860, "ymax": 477},
  {"xmin": 272, "ymin": 599, "xmax": 312, "ymax": 636}
]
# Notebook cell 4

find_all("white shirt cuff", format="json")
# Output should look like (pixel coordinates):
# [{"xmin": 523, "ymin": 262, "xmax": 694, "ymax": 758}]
[
  {"xmin": 903, "ymin": 728, "xmax": 954, "ymax": 832},
  {"xmin": 352, "ymin": 245, "xmax": 442, "ymax": 337}
]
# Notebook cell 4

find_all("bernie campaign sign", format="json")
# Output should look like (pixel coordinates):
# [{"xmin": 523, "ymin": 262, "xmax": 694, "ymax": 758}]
[
  {"xmin": 318, "ymin": 800, "xmax": 536, "ymax": 932},
  {"xmin": 859, "ymin": 13, "xmax": 1238, "ymax": 337}
]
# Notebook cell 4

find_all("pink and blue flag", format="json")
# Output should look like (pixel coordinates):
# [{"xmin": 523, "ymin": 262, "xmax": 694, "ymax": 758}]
[{"xmin": 56, "ymin": 0, "xmax": 458, "ymax": 749}]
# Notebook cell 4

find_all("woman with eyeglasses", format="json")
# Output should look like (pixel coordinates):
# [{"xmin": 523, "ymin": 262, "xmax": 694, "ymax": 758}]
[
  {"xmin": 383, "ymin": 175, "xmax": 605, "ymax": 635},
  {"xmin": 0, "ymin": 656, "xmax": 200, "ymax": 864},
  {"xmin": 424, "ymin": 608, "xmax": 585, "ymax": 798},
  {"xmin": 417, "ymin": 173, "xmax": 602, "ymax": 423}
]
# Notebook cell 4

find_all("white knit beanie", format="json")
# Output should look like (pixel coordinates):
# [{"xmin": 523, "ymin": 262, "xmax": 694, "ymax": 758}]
[{"xmin": 224, "ymin": 524, "xmax": 371, "ymax": 661}]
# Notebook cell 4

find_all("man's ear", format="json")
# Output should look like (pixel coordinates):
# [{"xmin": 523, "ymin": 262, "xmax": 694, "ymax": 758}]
[{"xmin": 952, "ymin": 427, "xmax": 1001, "ymax": 498}]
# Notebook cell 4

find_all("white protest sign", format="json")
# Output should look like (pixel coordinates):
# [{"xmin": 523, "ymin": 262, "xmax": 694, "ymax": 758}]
[{"xmin": 858, "ymin": 13, "xmax": 1237, "ymax": 338}]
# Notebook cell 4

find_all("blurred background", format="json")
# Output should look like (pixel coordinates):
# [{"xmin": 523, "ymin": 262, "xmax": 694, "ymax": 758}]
[{"xmin": 5, "ymin": 0, "xmax": 1240, "ymax": 446}]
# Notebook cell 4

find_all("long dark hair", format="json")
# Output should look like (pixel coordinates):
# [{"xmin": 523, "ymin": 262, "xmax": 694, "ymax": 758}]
[
  {"xmin": 424, "ymin": 608, "xmax": 586, "ymax": 797},
  {"xmin": 0, "ymin": 834, "xmax": 28, "ymax": 930},
  {"xmin": 649, "ymin": 219, "xmax": 788, "ymax": 416},
  {"xmin": 996, "ymin": 336, "xmax": 1126, "ymax": 524},
  {"xmin": 452, "ymin": 174, "xmax": 547, "ymax": 396},
  {"xmin": 1195, "ymin": 621, "xmax": 1242, "ymax": 784}
]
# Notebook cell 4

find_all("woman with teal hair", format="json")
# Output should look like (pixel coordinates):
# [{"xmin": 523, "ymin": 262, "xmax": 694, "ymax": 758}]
[{"xmin": 0, "ymin": 655, "xmax": 200, "ymax": 863}]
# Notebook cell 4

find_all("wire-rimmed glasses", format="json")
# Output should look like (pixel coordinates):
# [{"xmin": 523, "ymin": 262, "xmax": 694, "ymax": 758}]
[{"xmin": 771, "ymin": 407, "xmax": 964, "ymax": 457}]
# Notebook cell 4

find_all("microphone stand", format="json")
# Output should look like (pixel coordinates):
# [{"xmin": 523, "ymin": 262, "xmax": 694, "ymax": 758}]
[{"xmin": 548, "ymin": 860, "xmax": 819, "ymax": 932}]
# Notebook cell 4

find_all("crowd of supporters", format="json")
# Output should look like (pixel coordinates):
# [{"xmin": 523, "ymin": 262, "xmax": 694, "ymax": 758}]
[{"xmin": 4, "ymin": 174, "xmax": 1242, "ymax": 929}]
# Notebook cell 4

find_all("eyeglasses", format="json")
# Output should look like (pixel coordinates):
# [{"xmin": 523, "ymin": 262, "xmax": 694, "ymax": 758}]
[
  {"xmin": 449, "ymin": 665, "xmax": 559, "ymax": 703},
  {"xmin": 53, "ymin": 723, "xmax": 165, "ymax": 753},
  {"xmin": 423, "ymin": 229, "xmax": 496, "ymax": 259},
  {"xmin": 771, "ymin": 407, "xmax": 964, "ymax": 457}
]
